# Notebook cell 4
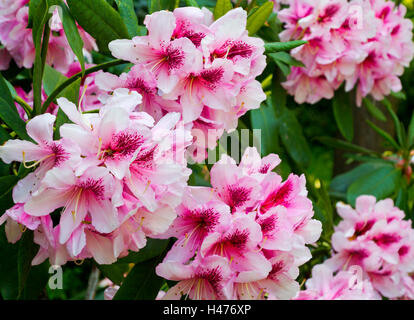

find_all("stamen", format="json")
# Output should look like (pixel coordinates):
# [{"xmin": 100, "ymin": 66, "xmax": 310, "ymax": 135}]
[
  {"xmin": 22, "ymin": 151, "xmax": 55, "ymax": 169},
  {"xmin": 71, "ymin": 189, "xmax": 83, "ymax": 222},
  {"xmin": 79, "ymin": 84, "xmax": 89, "ymax": 112},
  {"xmin": 150, "ymin": 57, "xmax": 166, "ymax": 72}
]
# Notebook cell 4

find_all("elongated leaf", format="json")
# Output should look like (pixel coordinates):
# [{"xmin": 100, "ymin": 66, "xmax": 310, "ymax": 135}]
[
  {"xmin": 278, "ymin": 109, "xmax": 311, "ymax": 168},
  {"xmin": 58, "ymin": 1, "xmax": 85, "ymax": 74},
  {"xmin": 264, "ymin": 40, "xmax": 307, "ymax": 53},
  {"xmin": 149, "ymin": 0, "xmax": 177, "ymax": 13},
  {"xmin": 316, "ymin": 136, "xmax": 376, "ymax": 155},
  {"xmin": 408, "ymin": 111, "xmax": 414, "ymax": 148},
  {"xmin": 113, "ymin": 257, "xmax": 166, "ymax": 300},
  {"xmin": 115, "ymin": 0, "xmax": 140, "ymax": 38},
  {"xmin": 268, "ymin": 52, "xmax": 304, "ymax": 67},
  {"xmin": 363, "ymin": 98, "xmax": 386, "ymax": 122},
  {"xmin": 246, "ymin": 1, "xmax": 273, "ymax": 35},
  {"xmin": 67, "ymin": 0, "xmax": 129, "ymax": 54},
  {"xmin": 333, "ymin": 92, "xmax": 353, "ymax": 142},
  {"xmin": 366, "ymin": 120, "xmax": 400, "ymax": 150},
  {"xmin": 330, "ymin": 162, "xmax": 388, "ymax": 194},
  {"xmin": 347, "ymin": 164, "xmax": 401, "ymax": 205},
  {"xmin": 250, "ymin": 100, "xmax": 280, "ymax": 156},
  {"xmin": 98, "ymin": 263, "xmax": 130, "ymax": 286},
  {"xmin": 382, "ymin": 98, "xmax": 404, "ymax": 147},
  {"xmin": 214, "ymin": 0, "xmax": 233, "ymax": 20},
  {"xmin": 0, "ymin": 97, "xmax": 30, "ymax": 141},
  {"xmin": 17, "ymin": 231, "xmax": 39, "ymax": 299},
  {"xmin": 185, "ymin": 0, "xmax": 199, "ymax": 7},
  {"xmin": 117, "ymin": 239, "xmax": 169, "ymax": 264}
]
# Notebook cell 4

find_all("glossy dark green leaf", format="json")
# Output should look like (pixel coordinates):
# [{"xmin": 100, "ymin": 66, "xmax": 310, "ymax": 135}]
[
  {"xmin": 0, "ymin": 74, "xmax": 30, "ymax": 141},
  {"xmin": 264, "ymin": 40, "xmax": 307, "ymax": 53},
  {"xmin": 347, "ymin": 164, "xmax": 402, "ymax": 205},
  {"xmin": 333, "ymin": 91, "xmax": 353, "ymax": 142},
  {"xmin": 98, "ymin": 263, "xmax": 130, "ymax": 285},
  {"xmin": 113, "ymin": 256, "xmax": 166, "ymax": 300},
  {"xmin": 117, "ymin": 239, "xmax": 169, "ymax": 264},
  {"xmin": 115, "ymin": 0, "xmax": 140, "ymax": 38},
  {"xmin": 408, "ymin": 111, "xmax": 414, "ymax": 148},
  {"xmin": 149, "ymin": 0, "xmax": 177, "ymax": 13},
  {"xmin": 58, "ymin": 1, "xmax": 86, "ymax": 74},
  {"xmin": 268, "ymin": 52, "xmax": 304, "ymax": 67},
  {"xmin": 278, "ymin": 109, "xmax": 311, "ymax": 168},
  {"xmin": 17, "ymin": 231, "xmax": 40, "ymax": 299},
  {"xmin": 214, "ymin": 0, "xmax": 233, "ymax": 19},
  {"xmin": 250, "ymin": 100, "xmax": 280, "ymax": 156},
  {"xmin": 185, "ymin": 0, "xmax": 199, "ymax": 7},
  {"xmin": 67, "ymin": 0, "xmax": 129, "ymax": 54},
  {"xmin": 246, "ymin": 1, "xmax": 273, "ymax": 35},
  {"xmin": 329, "ymin": 162, "xmax": 389, "ymax": 194}
]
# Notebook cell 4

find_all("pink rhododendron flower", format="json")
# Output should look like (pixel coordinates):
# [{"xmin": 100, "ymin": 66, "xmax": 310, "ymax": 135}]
[
  {"xmin": 156, "ymin": 147, "xmax": 321, "ymax": 300},
  {"xmin": 325, "ymin": 195, "xmax": 414, "ymax": 299},
  {"xmin": 107, "ymin": 7, "xmax": 266, "ymax": 161},
  {"xmin": 279, "ymin": 0, "xmax": 414, "ymax": 105},
  {"xmin": 0, "ymin": 88, "xmax": 192, "ymax": 266},
  {"xmin": 295, "ymin": 264, "xmax": 380, "ymax": 300},
  {"xmin": 0, "ymin": 0, "xmax": 96, "ymax": 72}
]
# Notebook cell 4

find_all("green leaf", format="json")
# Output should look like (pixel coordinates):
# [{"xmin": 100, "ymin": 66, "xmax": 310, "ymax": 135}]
[
  {"xmin": 115, "ymin": 0, "xmax": 140, "ymax": 38},
  {"xmin": 408, "ymin": 111, "xmax": 414, "ymax": 148},
  {"xmin": 67, "ymin": 0, "xmax": 130, "ymax": 54},
  {"xmin": 149, "ymin": 0, "xmax": 177, "ymax": 13},
  {"xmin": 0, "ymin": 75, "xmax": 30, "ymax": 141},
  {"xmin": 316, "ymin": 136, "xmax": 376, "ymax": 155},
  {"xmin": 98, "ymin": 263, "xmax": 130, "ymax": 285},
  {"xmin": 333, "ymin": 91, "xmax": 353, "ymax": 142},
  {"xmin": 58, "ymin": 1, "xmax": 86, "ymax": 74},
  {"xmin": 382, "ymin": 98, "xmax": 404, "ymax": 147},
  {"xmin": 113, "ymin": 257, "xmax": 166, "ymax": 300},
  {"xmin": 185, "ymin": 0, "xmax": 199, "ymax": 7},
  {"xmin": 268, "ymin": 52, "xmax": 304, "ymax": 67},
  {"xmin": 366, "ymin": 120, "xmax": 400, "ymax": 150},
  {"xmin": 97, "ymin": 239, "xmax": 169, "ymax": 285},
  {"xmin": 250, "ymin": 100, "xmax": 280, "ymax": 156},
  {"xmin": 363, "ymin": 98, "xmax": 386, "ymax": 122},
  {"xmin": 264, "ymin": 40, "xmax": 307, "ymax": 53},
  {"xmin": 278, "ymin": 109, "xmax": 311, "ymax": 168},
  {"xmin": 214, "ymin": 0, "xmax": 233, "ymax": 20},
  {"xmin": 246, "ymin": 1, "xmax": 273, "ymax": 35},
  {"xmin": 117, "ymin": 239, "xmax": 169, "ymax": 264},
  {"xmin": 330, "ymin": 162, "xmax": 389, "ymax": 194},
  {"xmin": 347, "ymin": 164, "xmax": 401, "ymax": 205},
  {"xmin": 17, "ymin": 231, "xmax": 40, "ymax": 299},
  {"xmin": 0, "ymin": 226, "xmax": 19, "ymax": 299}
]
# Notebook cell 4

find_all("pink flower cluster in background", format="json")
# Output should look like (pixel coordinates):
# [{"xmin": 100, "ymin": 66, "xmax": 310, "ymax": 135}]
[
  {"xmin": 0, "ymin": 91, "xmax": 192, "ymax": 265},
  {"xmin": 279, "ymin": 0, "xmax": 414, "ymax": 105},
  {"xmin": 303, "ymin": 195, "xmax": 414, "ymax": 299},
  {"xmin": 0, "ymin": 0, "xmax": 96, "ymax": 73},
  {"xmin": 295, "ymin": 264, "xmax": 380, "ymax": 300},
  {"xmin": 156, "ymin": 147, "xmax": 322, "ymax": 300},
  {"xmin": 106, "ymin": 7, "xmax": 267, "ymax": 161}
]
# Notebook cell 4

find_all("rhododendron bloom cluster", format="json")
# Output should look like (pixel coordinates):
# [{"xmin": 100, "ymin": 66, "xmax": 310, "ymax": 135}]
[
  {"xmin": 156, "ymin": 147, "xmax": 322, "ymax": 300},
  {"xmin": 324, "ymin": 195, "xmax": 414, "ymax": 298},
  {"xmin": 0, "ymin": 0, "xmax": 96, "ymax": 72},
  {"xmin": 295, "ymin": 264, "xmax": 380, "ymax": 300},
  {"xmin": 105, "ymin": 7, "xmax": 266, "ymax": 161},
  {"xmin": 0, "ymin": 90, "xmax": 192, "ymax": 265},
  {"xmin": 279, "ymin": 0, "xmax": 414, "ymax": 105}
]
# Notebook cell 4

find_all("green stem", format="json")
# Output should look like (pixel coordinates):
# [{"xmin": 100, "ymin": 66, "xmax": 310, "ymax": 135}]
[
  {"xmin": 41, "ymin": 59, "xmax": 127, "ymax": 114},
  {"xmin": 33, "ymin": 23, "xmax": 51, "ymax": 116},
  {"xmin": 14, "ymin": 96, "xmax": 33, "ymax": 118}
]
